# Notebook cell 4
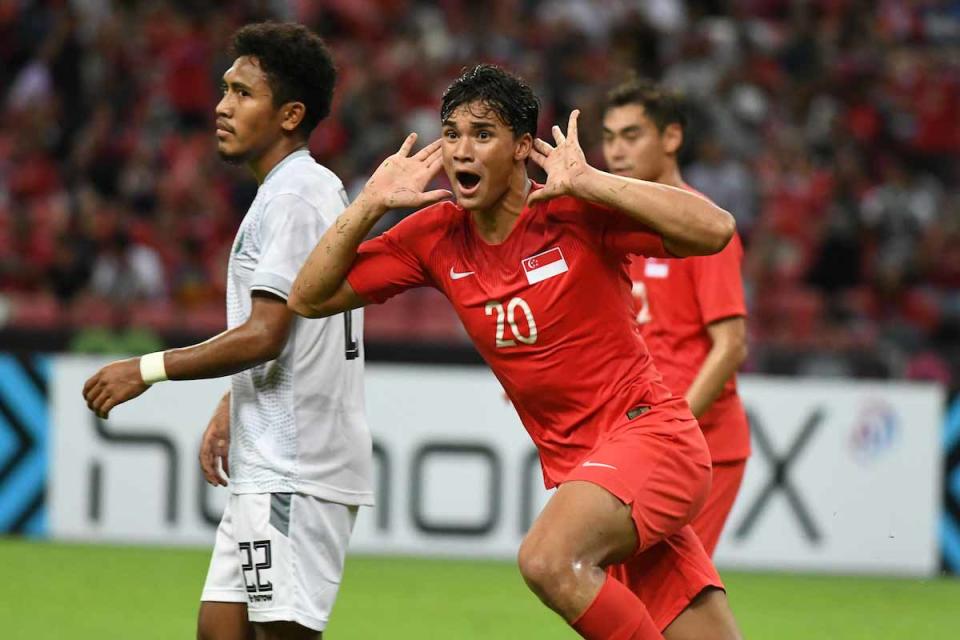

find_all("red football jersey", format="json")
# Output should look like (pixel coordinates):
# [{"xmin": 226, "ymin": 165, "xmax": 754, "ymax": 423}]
[
  {"xmin": 628, "ymin": 219, "xmax": 750, "ymax": 462},
  {"xmin": 347, "ymin": 188, "xmax": 692, "ymax": 487}
]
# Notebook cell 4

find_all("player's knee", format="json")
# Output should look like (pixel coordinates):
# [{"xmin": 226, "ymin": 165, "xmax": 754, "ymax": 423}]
[{"xmin": 517, "ymin": 539, "xmax": 577, "ymax": 601}]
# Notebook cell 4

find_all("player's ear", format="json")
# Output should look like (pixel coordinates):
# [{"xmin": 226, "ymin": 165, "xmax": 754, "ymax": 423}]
[
  {"xmin": 662, "ymin": 123, "xmax": 683, "ymax": 156},
  {"xmin": 280, "ymin": 101, "xmax": 306, "ymax": 133},
  {"xmin": 514, "ymin": 132, "xmax": 533, "ymax": 161}
]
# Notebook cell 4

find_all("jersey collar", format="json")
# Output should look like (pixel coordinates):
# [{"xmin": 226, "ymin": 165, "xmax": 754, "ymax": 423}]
[{"xmin": 263, "ymin": 148, "xmax": 311, "ymax": 184}]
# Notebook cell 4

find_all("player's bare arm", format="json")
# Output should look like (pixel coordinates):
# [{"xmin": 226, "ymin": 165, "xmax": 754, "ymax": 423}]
[
  {"xmin": 288, "ymin": 134, "xmax": 450, "ymax": 318},
  {"xmin": 684, "ymin": 316, "xmax": 748, "ymax": 418},
  {"xmin": 82, "ymin": 293, "xmax": 292, "ymax": 419},
  {"xmin": 528, "ymin": 110, "xmax": 735, "ymax": 257},
  {"xmin": 199, "ymin": 391, "xmax": 231, "ymax": 487}
]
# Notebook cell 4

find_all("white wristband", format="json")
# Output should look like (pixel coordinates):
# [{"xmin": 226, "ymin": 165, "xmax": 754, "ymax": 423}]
[{"xmin": 139, "ymin": 351, "xmax": 168, "ymax": 385}]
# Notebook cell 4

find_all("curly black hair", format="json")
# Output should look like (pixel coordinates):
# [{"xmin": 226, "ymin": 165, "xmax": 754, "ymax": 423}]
[
  {"xmin": 440, "ymin": 64, "xmax": 540, "ymax": 137},
  {"xmin": 231, "ymin": 22, "xmax": 336, "ymax": 136},
  {"xmin": 604, "ymin": 77, "xmax": 687, "ymax": 133}
]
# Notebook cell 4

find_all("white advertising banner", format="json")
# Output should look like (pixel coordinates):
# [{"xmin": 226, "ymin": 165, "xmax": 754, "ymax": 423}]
[
  {"xmin": 49, "ymin": 357, "xmax": 230, "ymax": 544},
  {"xmin": 351, "ymin": 364, "xmax": 549, "ymax": 558},
  {"xmin": 715, "ymin": 377, "xmax": 943, "ymax": 575},
  {"xmin": 49, "ymin": 357, "xmax": 943, "ymax": 575}
]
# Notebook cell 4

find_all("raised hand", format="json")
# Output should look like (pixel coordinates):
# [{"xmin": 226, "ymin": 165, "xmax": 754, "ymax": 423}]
[
  {"xmin": 363, "ymin": 133, "xmax": 452, "ymax": 210},
  {"xmin": 82, "ymin": 357, "xmax": 149, "ymax": 419},
  {"xmin": 527, "ymin": 110, "xmax": 592, "ymax": 206}
]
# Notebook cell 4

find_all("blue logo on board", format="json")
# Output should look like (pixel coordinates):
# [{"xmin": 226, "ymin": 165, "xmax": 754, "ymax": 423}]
[{"xmin": 849, "ymin": 400, "xmax": 899, "ymax": 463}]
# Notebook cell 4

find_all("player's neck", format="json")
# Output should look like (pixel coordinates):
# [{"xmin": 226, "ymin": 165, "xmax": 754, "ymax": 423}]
[
  {"xmin": 470, "ymin": 170, "xmax": 531, "ymax": 245},
  {"xmin": 248, "ymin": 137, "xmax": 309, "ymax": 184},
  {"xmin": 656, "ymin": 163, "xmax": 687, "ymax": 190}
]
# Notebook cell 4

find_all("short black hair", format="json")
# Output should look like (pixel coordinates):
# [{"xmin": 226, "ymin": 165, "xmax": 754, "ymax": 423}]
[
  {"xmin": 604, "ymin": 77, "xmax": 687, "ymax": 132},
  {"xmin": 231, "ymin": 22, "xmax": 336, "ymax": 136},
  {"xmin": 440, "ymin": 64, "xmax": 540, "ymax": 137}
]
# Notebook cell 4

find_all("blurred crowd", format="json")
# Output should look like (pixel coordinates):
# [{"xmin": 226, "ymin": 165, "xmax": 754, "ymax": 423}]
[{"xmin": 0, "ymin": 0, "xmax": 958, "ymax": 391}]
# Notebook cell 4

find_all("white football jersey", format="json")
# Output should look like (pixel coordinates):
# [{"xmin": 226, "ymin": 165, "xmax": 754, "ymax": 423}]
[{"xmin": 225, "ymin": 149, "xmax": 372, "ymax": 506}]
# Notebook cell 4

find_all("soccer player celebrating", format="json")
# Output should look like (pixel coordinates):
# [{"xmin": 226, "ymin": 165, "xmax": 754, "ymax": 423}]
[
  {"xmin": 290, "ymin": 65, "xmax": 741, "ymax": 639},
  {"xmin": 602, "ymin": 79, "xmax": 750, "ymax": 557},
  {"xmin": 81, "ymin": 23, "xmax": 372, "ymax": 640}
]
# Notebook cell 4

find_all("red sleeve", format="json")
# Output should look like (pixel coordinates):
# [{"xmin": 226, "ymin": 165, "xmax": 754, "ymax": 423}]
[
  {"xmin": 550, "ymin": 195, "xmax": 670, "ymax": 258},
  {"xmin": 346, "ymin": 213, "xmax": 434, "ymax": 304},
  {"xmin": 692, "ymin": 232, "xmax": 747, "ymax": 324},
  {"xmin": 600, "ymin": 209, "xmax": 671, "ymax": 258}
]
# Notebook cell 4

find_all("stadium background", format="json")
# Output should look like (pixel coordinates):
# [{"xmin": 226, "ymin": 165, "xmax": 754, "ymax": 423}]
[{"xmin": 0, "ymin": 0, "xmax": 958, "ymax": 638}]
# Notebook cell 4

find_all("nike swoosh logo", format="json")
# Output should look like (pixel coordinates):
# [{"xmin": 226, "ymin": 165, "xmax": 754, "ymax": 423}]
[
  {"xmin": 582, "ymin": 461, "xmax": 618, "ymax": 470},
  {"xmin": 449, "ymin": 267, "xmax": 475, "ymax": 280}
]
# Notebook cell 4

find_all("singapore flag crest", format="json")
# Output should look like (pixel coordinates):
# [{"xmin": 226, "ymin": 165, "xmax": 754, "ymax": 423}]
[{"xmin": 522, "ymin": 247, "xmax": 568, "ymax": 285}]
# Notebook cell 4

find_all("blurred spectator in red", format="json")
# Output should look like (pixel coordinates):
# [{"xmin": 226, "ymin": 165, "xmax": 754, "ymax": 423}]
[{"xmin": 0, "ymin": 0, "xmax": 954, "ymax": 388}]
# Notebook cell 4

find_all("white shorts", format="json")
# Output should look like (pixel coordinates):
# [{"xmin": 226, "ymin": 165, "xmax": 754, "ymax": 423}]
[{"xmin": 201, "ymin": 492, "xmax": 358, "ymax": 631}]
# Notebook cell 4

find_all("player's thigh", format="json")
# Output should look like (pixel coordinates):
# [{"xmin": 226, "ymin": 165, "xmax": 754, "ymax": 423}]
[
  {"xmin": 253, "ymin": 620, "xmax": 321, "ymax": 640},
  {"xmin": 662, "ymin": 587, "xmax": 741, "ymax": 640},
  {"xmin": 199, "ymin": 496, "xmax": 254, "ymax": 640},
  {"xmin": 563, "ymin": 420, "xmax": 712, "ymax": 553},
  {"xmin": 197, "ymin": 601, "xmax": 253, "ymax": 640},
  {"xmin": 522, "ymin": 480, "xmax": 638, "ymax": 567}
]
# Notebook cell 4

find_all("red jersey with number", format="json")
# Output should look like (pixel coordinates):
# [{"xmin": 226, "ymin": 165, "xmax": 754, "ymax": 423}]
[
  {"xmin": 347, "ymin": 188, "xmax": 695, "ymax": 487},
  {"xmin": 628, "ymin": 201, "xmax": 750, "ymax": 462}
]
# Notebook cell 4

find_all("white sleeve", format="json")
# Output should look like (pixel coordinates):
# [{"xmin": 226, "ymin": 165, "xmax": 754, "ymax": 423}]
[{"xmin": 251, "ymin": 191, "xmax": 345, "ymax": 300}]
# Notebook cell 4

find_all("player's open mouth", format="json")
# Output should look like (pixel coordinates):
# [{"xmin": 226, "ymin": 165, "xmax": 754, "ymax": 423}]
[{"xmin": 455, "ymin": 171, "xmax": 482, "ymax": 196}]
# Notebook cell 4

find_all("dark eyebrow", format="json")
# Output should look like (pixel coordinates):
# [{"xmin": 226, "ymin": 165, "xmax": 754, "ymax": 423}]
[
  {"xmin": 222, "ymin": 78, "xmax": 254, "ymax": 93},
  {"xmin": 441, "ymin": 119, "xmax": 499, "ymax": 130},
  {"xmin": 603, "ymin": 124, "xmax": 642, "ymax": 136}
]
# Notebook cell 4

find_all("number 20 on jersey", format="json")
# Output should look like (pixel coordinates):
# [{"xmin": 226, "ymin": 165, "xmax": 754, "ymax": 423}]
[{"xmin": 485, "ymin": 297, "xmax": 538, "ymax": 348}]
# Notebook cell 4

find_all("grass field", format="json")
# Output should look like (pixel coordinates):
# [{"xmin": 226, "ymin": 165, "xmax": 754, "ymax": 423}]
[{"xmin": 1, "ymin": 539, "xmax": 958, "ymax": 639}]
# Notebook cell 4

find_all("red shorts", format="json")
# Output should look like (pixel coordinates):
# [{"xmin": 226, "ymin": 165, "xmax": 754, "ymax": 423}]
[
  {"xmin": 563, "ymin": 409, "xmax": 713, "ymax": 550},
  {"xmin": 691, "ymin": 459, "xmax": 747, "ymax": 556},
  {"xmin": 562, "ymin": 407, "xmax": 721, "ymax": 630}
]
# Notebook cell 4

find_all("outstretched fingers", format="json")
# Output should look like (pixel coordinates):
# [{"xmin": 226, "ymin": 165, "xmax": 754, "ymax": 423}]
[
  {"xmin": 529, "ymin": 148, "xmax": 548, "ymax": 168},
  {"xmin": 526, "ymin": 184, "xmax": 558, "ymax": 205},
  {"xmin": 413, "ymin": 138, "xmax": 442, "ymax": 161},
  {"xmin": 419, "ymin": 189, "xmax": 453, "ymax": 206},
  {"xmin": 534, "ymin": 138, "xmax": 554, "ymax": 155},
  {"xmin": 398, "ymin": 132, "xmax": 419, "ymax": 157},
  {"xmin": 528, "ymin": 138, "xmax": 553, "ymax": 168},
  {"xmin": 421, "ymin": 151, "xmax": 446, "ymax": 193},
  {"xmin": 567, "ymin": 109, "xmax": 580, "ymax": 143},
  {"xmin": 424, "ymin": 144, "xmax": 443, "ymax": 169},
  {"xmin": 551, "ymin": 125, "xmax": 566, "ymax": 146}
]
